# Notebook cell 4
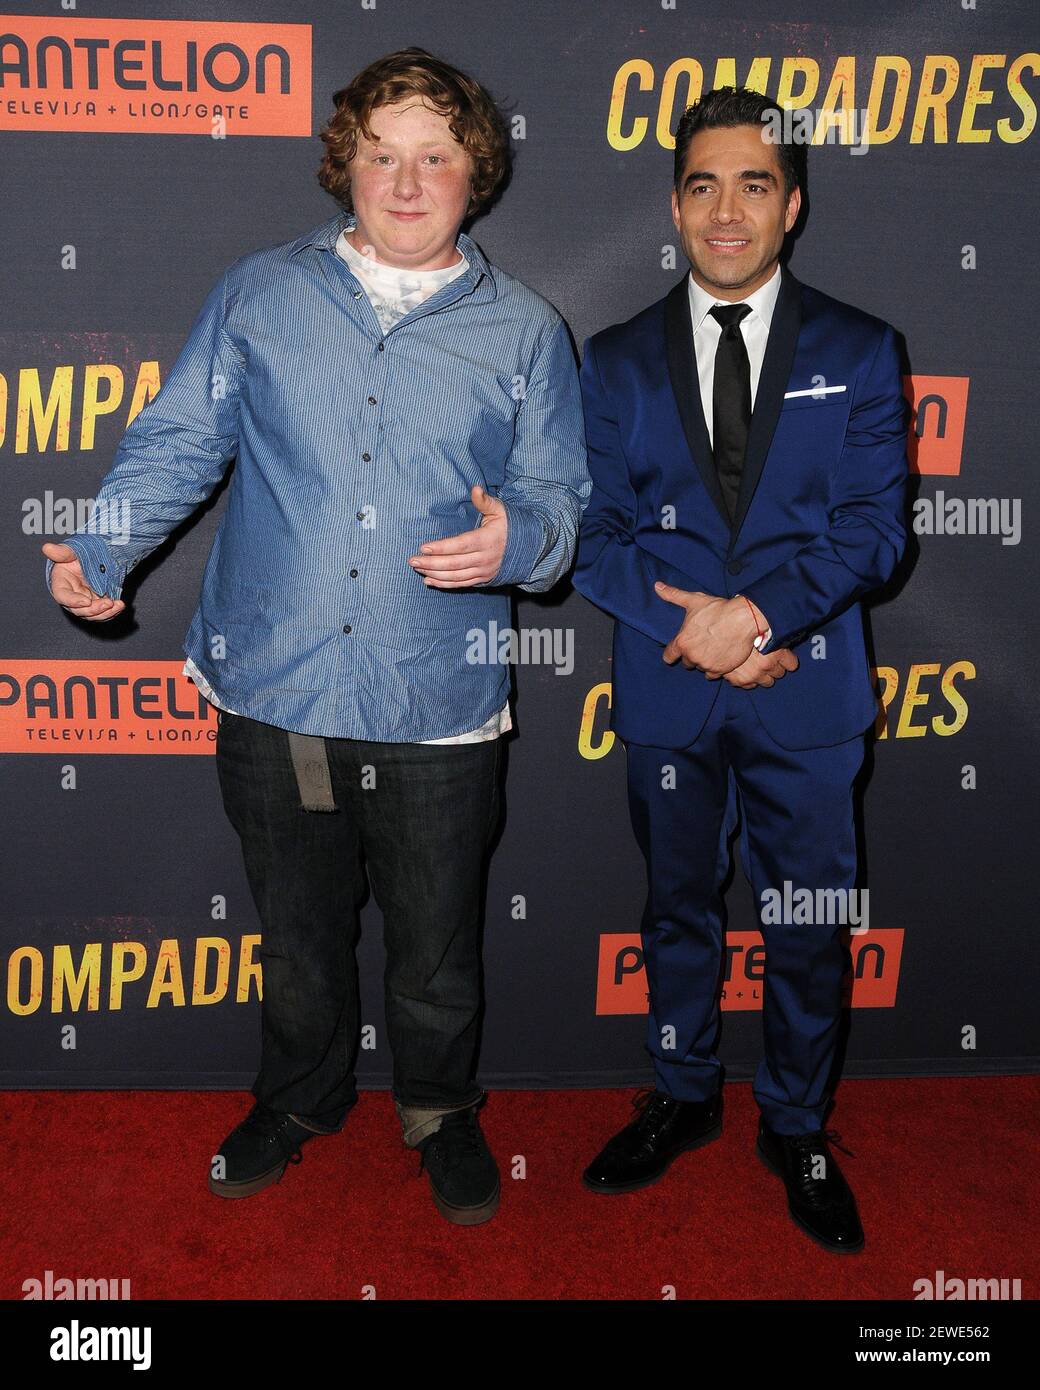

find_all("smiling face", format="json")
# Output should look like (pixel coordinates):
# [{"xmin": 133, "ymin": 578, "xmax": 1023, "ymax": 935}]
[
  {"xmin": 671, "ymin": 122, "xmax": 801, "ymax": 300},
  {"xmin": 347, "ymin": 97, "xmax": 475, "ymax": 270}
]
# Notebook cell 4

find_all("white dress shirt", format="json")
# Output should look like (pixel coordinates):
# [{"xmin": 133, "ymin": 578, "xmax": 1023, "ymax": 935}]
[
  {"xmin": 687, "ymin": 262, "xmax": 781, "ymax": 445},
  {"xmin": 687, "ymin": 263, "xmax": 781, "ymax": 648}
]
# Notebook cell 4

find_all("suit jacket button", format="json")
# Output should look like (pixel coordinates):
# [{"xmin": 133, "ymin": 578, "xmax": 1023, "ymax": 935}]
[{"xmin": 726, "ymin": 559, "xmax": 743, "ymax": 575}]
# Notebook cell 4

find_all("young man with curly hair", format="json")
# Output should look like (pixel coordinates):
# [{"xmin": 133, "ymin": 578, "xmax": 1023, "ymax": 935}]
[{"xmin": 43, "ymin": 48, "xmax": 590, "ymax": 1226}]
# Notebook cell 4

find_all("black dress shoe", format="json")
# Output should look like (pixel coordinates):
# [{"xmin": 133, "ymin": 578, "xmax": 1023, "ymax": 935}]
[
  {"xmin": 209, "ymin": 1103, "xmax": 322, "ymax": 1199},
  {"xmin": 583, "ymin": 1088, "xmax": 723, "ymax": 1194},
  {"xmin": 756, "ymin": 1119, "xmax": 865, "ymax": 1253}
]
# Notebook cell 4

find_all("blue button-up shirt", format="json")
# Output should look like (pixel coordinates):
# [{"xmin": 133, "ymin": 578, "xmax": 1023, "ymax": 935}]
[{"xmin": 45, "ymin": 208, "xmax": 591, "ymax": 740}]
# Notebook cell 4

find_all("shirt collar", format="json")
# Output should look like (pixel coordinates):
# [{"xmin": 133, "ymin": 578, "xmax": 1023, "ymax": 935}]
[
  {"xmin": 287, "ymin": 207, "xmax": 493, "ymax": 296},
  {"xmin": 687, "ymin": 261, "xmax": 782, "ymax": 334}
]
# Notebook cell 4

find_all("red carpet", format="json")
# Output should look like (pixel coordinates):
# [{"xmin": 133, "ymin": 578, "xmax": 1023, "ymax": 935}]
[{"xmin": 2, "ymin": 1078, "xmax": 1036, "ymax": 1301}]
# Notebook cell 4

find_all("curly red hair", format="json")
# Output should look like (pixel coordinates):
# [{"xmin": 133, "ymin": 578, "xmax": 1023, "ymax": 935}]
[{"xmin": 317, "ymin": 47, "xmax": 511, "ymax": 219}]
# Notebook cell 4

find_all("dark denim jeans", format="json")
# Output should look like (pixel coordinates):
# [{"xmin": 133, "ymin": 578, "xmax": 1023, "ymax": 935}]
[{"xmin": 214, "ymin": 709, "xmax": 501, "ymax": 1136}]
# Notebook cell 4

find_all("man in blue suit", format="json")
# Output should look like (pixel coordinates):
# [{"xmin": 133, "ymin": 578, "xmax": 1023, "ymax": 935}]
[{"xmin": 573, "ymin": 87, "xmax": 908, "ymax": 1254}]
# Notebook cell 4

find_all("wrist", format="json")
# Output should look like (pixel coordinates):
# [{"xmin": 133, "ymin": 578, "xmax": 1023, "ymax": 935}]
[
  {"xmin": 746, "ymin": 597, "xmax": 768, "ymax": 632},
  {"xmin": 732, "ymin": 594, "xmax": 762, "ymax": 646}
]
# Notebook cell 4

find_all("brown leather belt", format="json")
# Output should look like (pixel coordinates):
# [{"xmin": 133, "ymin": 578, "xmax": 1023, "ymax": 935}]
[{"xmin": 286, "ymin": 731, "xmax": 339, "ymax": 812}]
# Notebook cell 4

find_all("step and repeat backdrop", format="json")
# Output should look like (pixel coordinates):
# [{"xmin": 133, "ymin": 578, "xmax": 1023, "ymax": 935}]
[{"xmin": 2, "ymin": 1, "xmax": 1037, "ymax": 1089}]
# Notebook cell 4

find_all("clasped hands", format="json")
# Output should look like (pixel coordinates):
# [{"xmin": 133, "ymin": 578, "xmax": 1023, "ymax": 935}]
[{"xmin": 655, "ymin": 582, "xmax": 798, "ymax": 689}]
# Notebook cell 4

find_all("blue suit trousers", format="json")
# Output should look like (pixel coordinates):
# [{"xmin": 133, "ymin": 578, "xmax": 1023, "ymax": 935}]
[{"xmin": 624, "ymin": 679, "xmax": 866, "ymax": 1134}]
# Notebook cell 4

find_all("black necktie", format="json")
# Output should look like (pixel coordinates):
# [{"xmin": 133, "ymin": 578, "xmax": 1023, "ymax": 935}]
[{"xmin": 708, "ymin": 303, "xmax": 752, "ymax": 523}]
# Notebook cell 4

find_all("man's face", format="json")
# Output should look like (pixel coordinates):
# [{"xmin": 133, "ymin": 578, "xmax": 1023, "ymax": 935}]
[
  {"xmin": 671, "ymin": 122, "xmax": 800, "ymax": 299},
  {"xmin": 347, "ymin": 98, "xmax": 475, "ymax": 270}
]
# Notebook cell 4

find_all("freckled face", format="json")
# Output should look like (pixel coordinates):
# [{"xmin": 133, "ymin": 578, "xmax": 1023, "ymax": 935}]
[{"xmin": 347, "ymin": 98, "xmax": 475, "ymax": 271}]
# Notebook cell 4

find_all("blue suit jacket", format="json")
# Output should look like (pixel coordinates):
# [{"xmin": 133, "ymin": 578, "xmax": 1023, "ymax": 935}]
[{"xmin": 572, "ymin": 266, "xmax": 909, "ymax": 751}]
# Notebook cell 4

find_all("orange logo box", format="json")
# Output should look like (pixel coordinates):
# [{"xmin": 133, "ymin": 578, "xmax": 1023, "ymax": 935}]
[
  {"xmin": 902, "ymin": 375, "xmax": 969, "ymax": 476},
  {"xmin": 0, "ymin": 17, "xmax": 311, "ymax": 136},
  {"xmin": 0, "ymin": 660, "xmax": 217, "ymax": 754},
  {"xmin": 596, "ymin": 929, "xmax": 904, "ymax": 1015}
]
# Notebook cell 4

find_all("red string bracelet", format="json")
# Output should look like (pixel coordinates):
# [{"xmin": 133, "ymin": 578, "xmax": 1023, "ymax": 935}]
[{"xmin": 738, "ymin": 594, "xmax": 765, "ymax": 649}]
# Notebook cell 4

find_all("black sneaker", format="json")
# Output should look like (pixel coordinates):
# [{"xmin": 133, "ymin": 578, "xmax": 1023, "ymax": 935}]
[
  {"xmin": 209, "ymin": 1103, "xmax": 320, "ymax": 1199},
  {"xmin": 416, "ymin": 1107, "xmax": 500, "ymax": 1225}
]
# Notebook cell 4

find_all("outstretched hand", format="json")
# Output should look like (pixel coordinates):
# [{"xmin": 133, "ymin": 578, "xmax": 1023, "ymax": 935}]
[{"xmin": 41, "ymin": 542, "xmax": 125, "ymax": 622}]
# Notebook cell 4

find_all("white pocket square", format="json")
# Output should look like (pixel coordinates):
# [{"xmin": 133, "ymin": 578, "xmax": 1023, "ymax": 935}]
[{"xmin": 783, "ymin": 385, "xmax": 847, "ymax": 398}]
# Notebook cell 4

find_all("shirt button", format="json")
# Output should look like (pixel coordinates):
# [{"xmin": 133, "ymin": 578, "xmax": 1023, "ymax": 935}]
[
  {"xmin": 356, "ymin": 511, "xmax": 365, "ymax": 521},
  {"xmin": 353, "ymin": 290, "xmax": 362, "ymax": 299},
  {"xmin": 349, "ymin": 569, "xmax": 359, "ymax": 578},
  {"xmin": 377, "ymin": 342, "xmax": 384, "ymax": 352},
  {"xmin": 342, "ymin": 624, "xmax": 352, "ymax": 634},
  {"xmin": 362, "ymin": 452, "xmax": 371, "ymax": 462},
  {"xmin": 99, "ymin": 564, "xmax": 106, "ymax": 573},
  {"xmin": 727, "ymin": 559, "xmax": 743, "ymax": 575},
  {"xmin": 367, "ymin": 396, "xmax": 376, "ymax": 405}
]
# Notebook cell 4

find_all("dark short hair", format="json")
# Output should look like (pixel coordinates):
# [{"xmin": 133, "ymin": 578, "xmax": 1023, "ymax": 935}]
[
  {"xmin": 673, "ymin": 86, "xmax": 805, "ymax": 201},
  {"xmin": 318, "ymin": 47, "xmax": 511, "ymax": 219}
]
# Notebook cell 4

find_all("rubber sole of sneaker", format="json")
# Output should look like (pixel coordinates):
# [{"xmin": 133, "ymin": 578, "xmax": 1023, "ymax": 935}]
[
  {"xmin": 208, "ymin": 1159, "xmax": 291, "ymax": 1200},
  {"xmin": 582, "ymin": 1121, "xmax": 723, "ymax": 1195},
  {"xmin": 427, "ymin": 1177, "xmax": 501, "ymax": 1226},
  {"xmin": 755, "ymin": 1141, "xmax": 865, "ymax": 1254}
]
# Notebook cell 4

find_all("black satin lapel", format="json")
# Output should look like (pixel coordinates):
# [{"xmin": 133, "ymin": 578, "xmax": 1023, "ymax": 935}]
[
  {"xmin": 664, "ymin": 275, "xmax": 731, "ymax": 530},
  {"xmin": 730, "ymin": 267, "xmax": 803, "ymax": 541}
]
